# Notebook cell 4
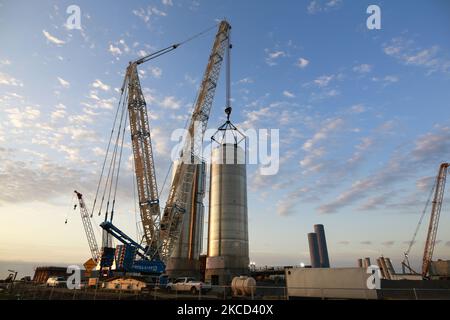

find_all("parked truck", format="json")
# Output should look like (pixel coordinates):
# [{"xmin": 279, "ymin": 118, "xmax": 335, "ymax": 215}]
[{"xmin": 166, "ymin": 277, "xmax": 211, "ymax": 295}]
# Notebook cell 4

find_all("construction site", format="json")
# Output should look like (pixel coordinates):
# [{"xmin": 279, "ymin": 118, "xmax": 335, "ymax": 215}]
[{"xmin": 1, "ymin": 5, "xmax": 450, "ymax": 302}]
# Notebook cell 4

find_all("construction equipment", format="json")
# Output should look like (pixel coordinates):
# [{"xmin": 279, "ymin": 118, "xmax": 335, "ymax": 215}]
[
  {"xmin": 402, "ymin": 163, "xmax": 449, "ymax": 278},
  {"xmin": 83, "ymin": 21, "xmax": 231, "ymax": 274},
  {"xmin": 74, "ymin": 190, "xmax": 100, "ymax": 262},
  {"xmin": 158, "ymin": 20, "xmax": 231, "ymax": 262}
]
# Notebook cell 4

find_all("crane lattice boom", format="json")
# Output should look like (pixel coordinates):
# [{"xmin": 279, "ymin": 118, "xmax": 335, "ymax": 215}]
[
  {"xmin": 422, "ymin": 162, "xmax": 449, "ymax": 278},
  {"xmin": 74, "ymin": 191, "xmax": 100, "ymax": 262},
  {"xmin": 158, "ymin": 21, "xmax": 231, "ymax": 261},
  {"xmin": 125, "ymin": 63, "xmax": 161, "ymax": 256}
]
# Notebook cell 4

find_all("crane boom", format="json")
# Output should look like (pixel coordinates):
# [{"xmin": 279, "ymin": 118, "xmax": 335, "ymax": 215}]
[
  {"xmin": 158, "ymin": 20, "xmax": 231, "ymax": 261},
  {"xmin": 74, "ymin": 191, "xmax": 100, "ymax": 262},
  {"xmin": 422, "ymin": 162, "xmax": 449, "ymax": 278},
  {"xmin": 125, "ymin": 63, "xmax": 161, "ymax": 256}
]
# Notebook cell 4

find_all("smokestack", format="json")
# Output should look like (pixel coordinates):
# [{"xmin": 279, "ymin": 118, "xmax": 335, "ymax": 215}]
[
  {"xmin": 308, "ymin": 233, "xmax": 321, "ymax": 268},
  {"xmin": 314, "ymin": 224, "xmax": 330, "ymax": 268}
]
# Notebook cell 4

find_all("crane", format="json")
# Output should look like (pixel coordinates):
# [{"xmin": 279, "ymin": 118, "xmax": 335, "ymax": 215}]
[
  {"xmin": 422, "ymin": 162, "xmax": 449, "ymax": 278},
  {"xmin": 402, "ymin": 162, "xmax": 449, "ymax": 278},
  {"xmin": 74, "ymin": 190, "xmax": 100, "ymax": 263},
  {"xmin": 158, "ymin": 20, "xmax": 231, "ymax": 261},
  {"xmin": 89, "ymin": 21, "xmax": 231, "ymax": 270}
]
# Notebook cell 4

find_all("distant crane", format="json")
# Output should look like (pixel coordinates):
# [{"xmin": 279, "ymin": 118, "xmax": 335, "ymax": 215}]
[
  {"xmin": 422, "ymin": 163, "xmax": 449, "ymax": 278},
  {"xmin": 402, "ymin": 162, "xmax": 449, "ymax": 279},
  {"xmin": 74, "ymin": 190, "xmax": 100, "ymax": 263}
]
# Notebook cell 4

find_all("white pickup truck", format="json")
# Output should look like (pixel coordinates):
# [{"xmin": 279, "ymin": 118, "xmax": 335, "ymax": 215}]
[{"xmin": 166, "ymin": 277, "xmax": 211, "ymax": 294}]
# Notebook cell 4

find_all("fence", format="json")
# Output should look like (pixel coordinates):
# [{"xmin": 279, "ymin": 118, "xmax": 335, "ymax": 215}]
[{"xmin": 2, "ymin": 282, "xmax": 450, "ymax": 300}]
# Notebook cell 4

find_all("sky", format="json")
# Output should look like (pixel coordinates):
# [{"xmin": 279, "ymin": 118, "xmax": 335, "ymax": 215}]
[{"xmin": 1, "ymin": 0, "xmax": 450, "ymax": 279}]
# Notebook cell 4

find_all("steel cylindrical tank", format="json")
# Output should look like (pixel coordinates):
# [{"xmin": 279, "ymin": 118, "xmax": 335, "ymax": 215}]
[
  {"xmin": 314, "ymin": 224, "xmax": 330, "ymax": 268},
  {"xmin": 231, "ymin": 276, "xmax": 256, "ymax": 296},
  {"xmin": 206, "ymin": 143, "xmax": 249, "ymax": 285},
  {"xmin": 308, "ymin": 233, "xmax": 321, "ymax": 268}
]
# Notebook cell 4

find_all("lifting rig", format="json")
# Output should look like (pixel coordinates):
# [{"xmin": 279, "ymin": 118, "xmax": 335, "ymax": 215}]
[
  {"xmin": 402, "ymin": 162, "xmax": 449, "ymax": 279},
  {"xmin": 75, "ymin": 21, "xmax": 231, "ymax": 272}
]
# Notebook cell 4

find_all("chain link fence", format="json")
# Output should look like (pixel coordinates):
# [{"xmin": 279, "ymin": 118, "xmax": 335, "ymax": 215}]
[{"xmin": 2, "ymin": 282, "xmax": 450, "ymax": 300}]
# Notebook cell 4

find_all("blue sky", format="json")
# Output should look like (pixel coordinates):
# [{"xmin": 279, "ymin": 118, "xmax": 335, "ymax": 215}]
[{"xmin": 1, "ymin": 0, "xmax": 450, "ymax": 278}]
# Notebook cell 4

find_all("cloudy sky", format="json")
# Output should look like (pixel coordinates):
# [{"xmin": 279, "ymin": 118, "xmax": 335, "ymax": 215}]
[{"xmin": 1, "ymin": 0, "xmax": 450, "ymax": 278}]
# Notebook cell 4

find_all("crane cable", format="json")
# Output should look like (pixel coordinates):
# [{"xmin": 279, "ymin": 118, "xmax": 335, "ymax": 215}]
[
  {"xmin": 404, "ymin": 177, "xmax": 437, "ymax": 260},
  {"xmin": 91, "ymin": 88, "xmax": 125, "ymax": 218}
]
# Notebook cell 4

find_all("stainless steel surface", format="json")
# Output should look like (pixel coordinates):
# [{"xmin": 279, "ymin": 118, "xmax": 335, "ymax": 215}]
[
  {"xmin": 166, "ymin": 162, "xmax": 206, "ymax": 278},
  {"xmin": 314, "ymin": 224, "xmax": 330, "ymax": 268},
  {"xmin": 308, "ymin": 233, "xmax": 321, "ymax": 268},
  {"xmin": 206, "ymin": 144, "xmax": 249, "ymax": 284}
]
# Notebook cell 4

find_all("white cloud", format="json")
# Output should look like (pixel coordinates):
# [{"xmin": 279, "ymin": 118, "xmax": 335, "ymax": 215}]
[
  {"xmin": 237, "ymin": 77, "xmax": 254, "ymax": 84},
  {"xmin": 307, "ymin": 0, "xmax": 342, "ymax": 14},
  {"xmin": 42, "ymin": 30, "xmax": 65, "ymax": 45},
  {"xmin": 318, "ymin": 126, "xmax": 450, "ymax": 214},
  {"xmin": 5, "ymin": 106, "xmax": 40, "ymax": 128},
  {"xmin": 349, "ymin": 104, "xmax": 365, "ymax": 114},
  {"xmin": 265, "ymin": 50, "xmax": 286, "ymax": 66},
  {"xmin": 162, "ymin": 0, "xmax": 173, "ymax": 6},
  {"xmin": 383, "ymin": 37, "xmax": 450, "ymax": 74},
  {"xmin": 0, "ymin": 72, "xmax": 23, "ymax": 87},
  {"xmin": 57, "ymin": 77, "xmax": 70, "ymax": 88},
  {"xmin": 150, "ymin": 7, "xmax": 167, "ymax": 16},
  {"xmin": 283, "ymin": 90, "xmax": 295, "ymax": 98},
  {"xmin": 108, "ymin": 44, "xmax": 122, "ymax": 56},
  {"xmin": 313, "ymin": 75, "xmax": 334, "ymax": 87},
  {"xmin": 133, "ymin": 8, "xmax": 151, "ymax": 23},
  {"xmin": 159, "ymin": 96, "xmax": 181, "ymax": 109},
  {"xmin": 353, "ymin": 64, "xmax": 372, "ymax": 74},
  {"xmin": 150, "ymin": 66, "xmax": 162, "ymax": 78},
  {"xmin": 91, "ymin": 79, "xmax": 110, "ymax": 91},
  {"xmin": 372, "ymin": 75, "xmax": 399, "ymax": 85},
  {"xmin": 296, "ymin": 57, "xmax": 309, "ymax": 68},
  {"xmin": 302, "ymin": 118, "xmax": 344, "ymax": 152},
  {"xmin": 133, "ymin": 6, "xmax": 167, "ymax": 24},
  {"xmin": 0, "ymin": 59, "xmax": 11, "ymax": 66},
  {"xmin": 51, "ymin": 109, "xmax": 67, "ymax": 122}
]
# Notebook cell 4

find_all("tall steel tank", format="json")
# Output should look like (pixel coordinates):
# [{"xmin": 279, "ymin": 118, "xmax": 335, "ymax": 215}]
[
  {"xmin": 308, "ymin": 233, "xmax": 321, "ymax": 268},
  {"xmin": 205, "ymin": 143, "xmax": 249, "ymax": 285},
  {"xmin": 314, "ymin": 224, "xmax": 330, "ymax": 268},
  {"xmin": 165, "ymin": 161, "xmax": 206, "ymax": 279}
]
